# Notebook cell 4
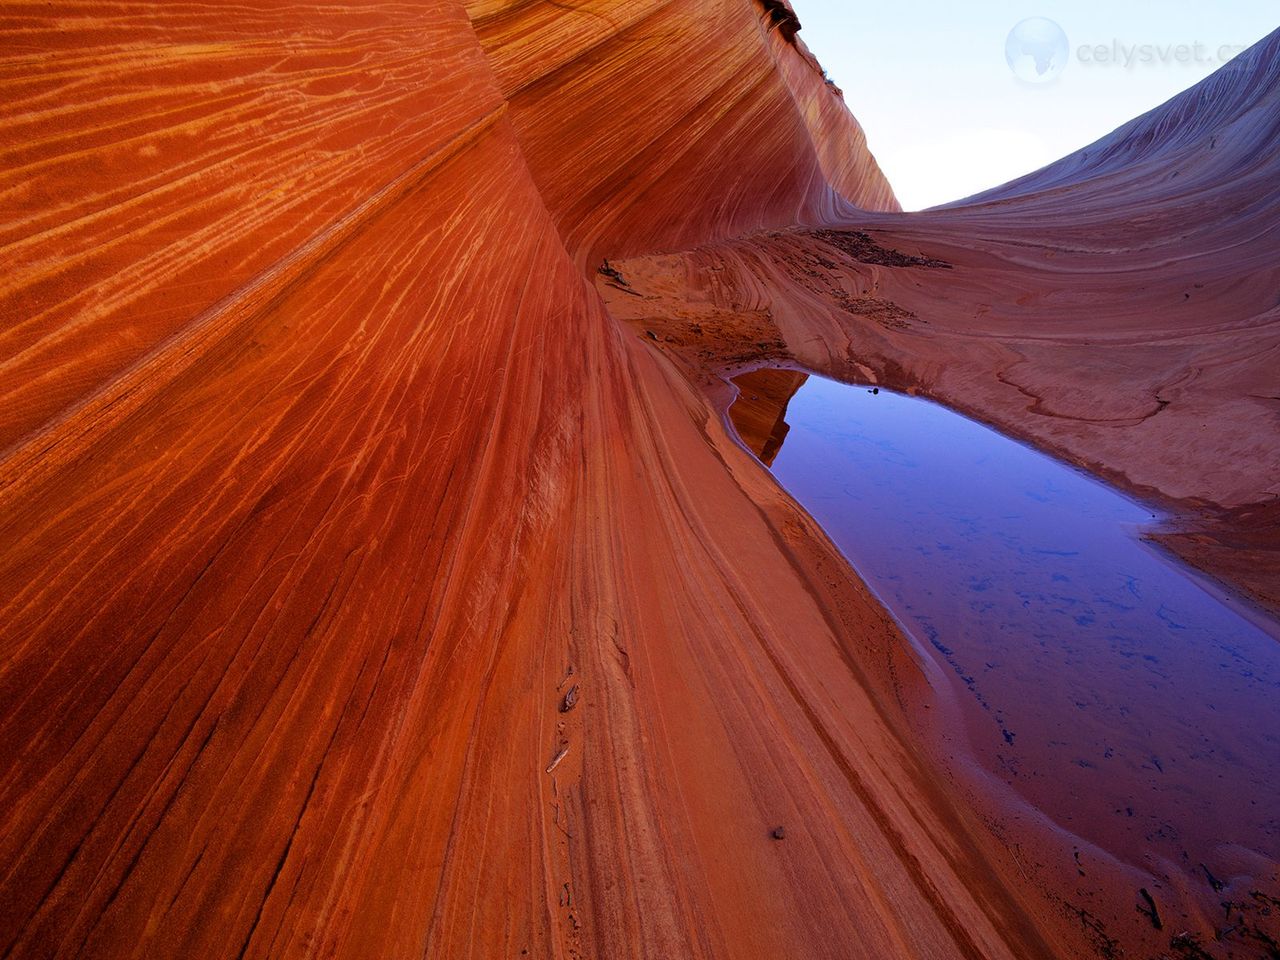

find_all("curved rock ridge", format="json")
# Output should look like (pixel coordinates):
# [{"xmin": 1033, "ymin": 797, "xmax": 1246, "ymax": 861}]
[
  {"xmin": 0, "ymin": 4, "xmax": 1080, "ymax": 960},
  {"xmin": 955, "ymin": 29, "xmax": 1280, "ymax": 205},
  {"xmin": 471, "ymin": 0, "xmax": 898, "ymax": 263}
]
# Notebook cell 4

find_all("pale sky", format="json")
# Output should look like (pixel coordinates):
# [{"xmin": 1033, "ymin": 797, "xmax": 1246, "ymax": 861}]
[{"xmin": 792, "ymin": 1, "xmax": 1279, "ymax": 209}]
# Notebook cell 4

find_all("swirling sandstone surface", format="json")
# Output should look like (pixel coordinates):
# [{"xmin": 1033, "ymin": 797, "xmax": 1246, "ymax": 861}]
[
  {"xmin": 0, "ymin": 3, "xmax": 1076, "ymax": 960},
  {"xmin": 2, "ymin": 3, "xmax": 1274, "ymax": 960}
]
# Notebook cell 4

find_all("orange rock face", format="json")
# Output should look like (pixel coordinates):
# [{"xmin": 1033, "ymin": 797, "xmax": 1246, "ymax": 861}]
[{"xmin": 2, "ymin": 4, "xmax": 1275, "ymax": 960}]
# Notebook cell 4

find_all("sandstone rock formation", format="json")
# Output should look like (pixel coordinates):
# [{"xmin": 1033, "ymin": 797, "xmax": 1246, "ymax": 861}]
[{"xmin": 1, "ymin": 2, "xmax": 1275, "ymax": 959}]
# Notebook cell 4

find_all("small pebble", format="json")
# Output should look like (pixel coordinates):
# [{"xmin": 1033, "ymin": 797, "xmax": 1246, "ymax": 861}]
[{"xmin": 561, "ymin": 684, "xmax": 579, "ymax": 713}]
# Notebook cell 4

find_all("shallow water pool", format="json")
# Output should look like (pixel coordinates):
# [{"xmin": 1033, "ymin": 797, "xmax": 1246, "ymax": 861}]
[{"xmin": 730, "ymin": 368, "xmax": 1280, "ymax": 885}]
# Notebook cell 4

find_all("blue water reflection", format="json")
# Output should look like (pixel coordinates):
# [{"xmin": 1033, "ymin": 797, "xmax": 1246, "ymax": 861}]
[{"xmin": 738, "ymin": 370, "xmax": 1280, "ymax": 874}]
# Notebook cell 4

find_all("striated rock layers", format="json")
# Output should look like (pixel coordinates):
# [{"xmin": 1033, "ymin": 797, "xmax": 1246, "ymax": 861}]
[{"xmin": 1, "ymin": 3, "xmax": 1275, "ymax": 960}]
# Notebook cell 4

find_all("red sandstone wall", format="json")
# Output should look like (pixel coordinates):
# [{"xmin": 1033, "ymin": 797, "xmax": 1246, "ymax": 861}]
[
  {"xmin": 3, "ymin": 5, "xmax": 1081, "ymax": 960},
  {"xmin": 470, "ymin": 0, "xmax": 898, "ymax": 261}
]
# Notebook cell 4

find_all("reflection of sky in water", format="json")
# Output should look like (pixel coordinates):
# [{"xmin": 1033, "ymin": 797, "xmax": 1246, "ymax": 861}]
[{"xmin": 761, "ymin": 374, "xmax": 1280, "ymax": 863}]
